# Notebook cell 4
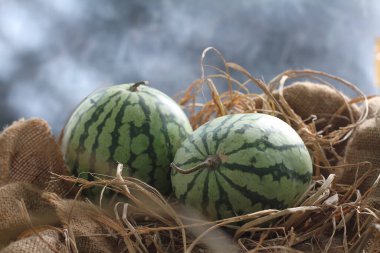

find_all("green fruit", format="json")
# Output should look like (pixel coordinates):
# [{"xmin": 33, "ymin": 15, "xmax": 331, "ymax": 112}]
[
  {"xmin": 171, "ymin": 113, "xmax": 312, "ymax": 220},
  {"xmin": 61, "ymin": 82, "xmax": 193, "ymax": 196}
]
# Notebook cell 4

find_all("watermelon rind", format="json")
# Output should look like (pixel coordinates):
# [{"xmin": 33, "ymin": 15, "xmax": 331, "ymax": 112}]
[
  {"xmin": 61, "ymin": 82, "xmax": 193, "ymax": 196},
  {"xmin": 171, "ymin": 113, "xmax": 313, "ymax": 220}
]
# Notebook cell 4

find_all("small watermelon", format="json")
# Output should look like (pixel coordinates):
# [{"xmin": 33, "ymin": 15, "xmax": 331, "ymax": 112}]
[
  {"xmin": 60, "ymin": 81, "xmax": 193, "ymax": 195},
  {"xmin": 171, "ymin": 113, "xmax": 312, "ymax": 220}
]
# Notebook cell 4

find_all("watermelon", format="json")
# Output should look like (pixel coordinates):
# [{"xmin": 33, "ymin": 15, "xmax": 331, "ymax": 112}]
[
  {"xmin": 171, "ymin": 113, "xmax": 313, "ymax": 220},
  {"xmin": 60, "ymin": 81, "xmax": 193, "ymax": 195}
]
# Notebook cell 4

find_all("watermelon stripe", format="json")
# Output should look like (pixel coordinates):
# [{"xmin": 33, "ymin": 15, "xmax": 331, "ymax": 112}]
[
  {"xmin": 151, "ymin": 97, "xmax": 179, "ymax": 189},
  {"xmin": 217, "ymin": 170, "xmax": 286, "ymax": 210},
  {"xmin": 211, "ymin": 115, "xmax": 235, "ymax": 152},
  {"xmin": 83, "ymin": 91, "xmax": 122, "ymax": 180},
  {"xmin": 67, "ymin": 91, "xmax": 108, "ymax": 147},
  {"xmin": 201, "ymin": 171, "xmax": 210, "ymax": 217},
  {"xmin": 198, "ymin": 119, "xmax": 213, "ymax": 155},
  {"xmin": 140, "ymin": 91, "xmax": 192, "ymax": 156},
  {"xmin": 231, "ymin": 122, "xmax": 265, "ymax": 135},
  {"xmin": 225, "ymin": 138, "xmax": 306, "ymax": 155},
  {"xmin": 213, "ymin": 114, "xmax": 247, "ymax": 152},
  {"xmin": 72, "ymin": 90, "xmax": 122, "ymax": 178},
  {"xmin": 65, "ymin": 97, "xmax": 99, "ymax": 177},
  {"xmin": 175, "ymin": 156, "xmax": 205, "ymax": 167},
  {"xmin": 202, "ymin": 134, "xmax": 211, "ymax": 155},
  {"xmin": 142, "ymin": 90, "xmax": 189, "ymax": 141},
  {"xmin": 136, "ymin": 96, "xmax": 158, "ymax": 184},
  {"xmin": 178, "ymin": 170, "xmax": 203, "ymax": 202},
  {"xmin": 222, "ymin": 162, "xmax": 311, "ymax": 184},
  {"xmin": 127, "ymin": 122, "xmax": 140, "ymax": 173},
  {"xmin": 77, "ymin": 91, "xmax": 121, "ymax": 145},
  {"xmin": 223, "ymin": 139, "xmax": 306, "ymax": 156},
  {"xmin": 89, "ymin": 95, "xmax": 122, "ymax": 176},
  {"xmin": 153, "ymin": 100, "xmax": 175, "ymax": 161},
  {"xmin": 186, "ymin": 137, "xmax": 207, "ymax": 157},
  {"xmin": 214, "ymin": 172, "xmax": 234, "ymax": 220},
  {"xmin": 107, "ymin": 92, "xmax": 133, "ymax": 172}
]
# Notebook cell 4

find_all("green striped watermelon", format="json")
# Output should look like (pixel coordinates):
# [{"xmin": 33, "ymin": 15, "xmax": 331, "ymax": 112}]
[
  {"xmin": 60, "ymin": 81, "xmax": 193, "ymax": 196},
  {"xmin": 171, "ymin": 113, "xmax": 312, "ymax": 220}
]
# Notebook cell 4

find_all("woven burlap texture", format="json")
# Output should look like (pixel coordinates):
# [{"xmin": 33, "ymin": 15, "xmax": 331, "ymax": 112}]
[
  {"xmin": 0, "ymin": 119, "xmax": 122, "ymax": 252},
  {"xmin": 258, "ymin": 81, "xmax": 360, "ymax": 133},
  {"xmin": 0, "ymin": 228, "xmax": 68, "ymax": 253},
  {"xmin": 0, "ymin": 118, "xmax": 71, "ymax": 196},
  {"xmin": 0, "ymin": 183, "xmax": 58, "ymax": 248},
  {"xmin": 339, "ymin": 97, "xmax": 380, "ymax": 209}
]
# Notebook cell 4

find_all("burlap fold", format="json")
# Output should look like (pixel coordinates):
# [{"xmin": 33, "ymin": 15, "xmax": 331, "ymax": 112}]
[
  {"xmin": 257, "ymin": 81, "xmax": 360, "ymax": 133},
  {"xmin": 0, "ymin": 182, "xmax": 59, "ymax": 249},
  {"xmin": 0, "ymin": 118, "xmax": 71, "ymax": 196},
  {"xmin": 0, "ymin": 119, "xmax": 117, "ymax": 252},
  {"xmin": 338, "ymin": 97, "xmax": 380, "ymax": 209},
  {"xmin": 0, "ymin": 228, "xmax": 68, "ymax": 253}
]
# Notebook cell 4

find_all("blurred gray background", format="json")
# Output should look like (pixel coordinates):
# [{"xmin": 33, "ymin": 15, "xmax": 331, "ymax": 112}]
[{"xmin": 1, "ymin": 0, "xmax": 379, "ymax": 135}]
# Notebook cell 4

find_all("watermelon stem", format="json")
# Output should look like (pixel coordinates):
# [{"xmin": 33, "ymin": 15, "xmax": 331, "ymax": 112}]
[
  {"xmin": 130, "ymin": 81, "xmax": 148, "ymax": 91},
  {"xmin": 171, "ymin": 155, "xmax": 221, "ymax": 174}
]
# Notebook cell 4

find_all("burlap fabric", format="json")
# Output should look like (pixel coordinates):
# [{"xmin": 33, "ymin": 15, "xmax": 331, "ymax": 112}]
[
  {"xmin": 331, "ymin": 97, "xmax": 380, "ymax": 252},
  {"xmin": 257, "ymin": 81, "xmax": 360, "ymax": 134},
  {"xmin": 0, "ymin": 183, "xmax": 58, "ymax": 248},
  {"xmin": 0, "ymin": 119, "xmax": 71, "ymax": 195},
  {"xmin": 337, "ymin": 97, "xmax": 380, "ymax": 209},
  {"xmin": 0, "ymin": 228, "xmax": 67, "ymax": 253},
  {"xmin": 366, "ymin": 96, "xmax": 380, "ymax": 118},
  {"xmin": 0, "ymin": 119, "xmax": 122, "ymax": 252}
]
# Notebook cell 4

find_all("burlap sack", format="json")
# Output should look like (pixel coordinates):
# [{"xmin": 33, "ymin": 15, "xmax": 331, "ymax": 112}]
[
  {"xmin": 0, "ymin": 118, "xmax": 124, "ymax": 252},
  {"xmin": 0, "ymin": 183, "xmax": 59, "ymax": 248},
  {"xmin": 0, "ymin": 118, "xmax": 72, "ymax": 196},
  {"xmin": 0, "ymin": 183, "xmax": 122, "ymax": 252},
  {"xmin": 257, "ymin": 81, "xmax": 360, "ymax": 133},
  {"xmin": 0, "ymin": 228, "xmax": 67, "ymax": 253},
  {"xmin": 337, "ymin": 97, "xmax": 380, "ymax": 209},
  {"xmin": 365, "ymin": 96, "xmax": 380, "ymax": 119},
  {"xmin": 45, "ymin": 193, "xmax": 122, "ymax": 253}
]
